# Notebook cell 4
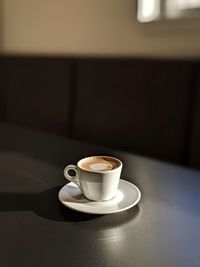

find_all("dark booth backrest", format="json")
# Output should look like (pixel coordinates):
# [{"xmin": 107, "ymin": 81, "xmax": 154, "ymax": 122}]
[
  {"xmin": 73, "ymin": 58, "xmax": 192, "ymax": 164},
  {"xmin": 189, "ymin": 63, "xmax": 200, "ymax": 168},
  {"xmin": 0, "ymin": 56, "xmax": 200, "ymax": 168},
  {"xmin": 2, "ymin": 57, "xmax": 71, "ymax": 136}
]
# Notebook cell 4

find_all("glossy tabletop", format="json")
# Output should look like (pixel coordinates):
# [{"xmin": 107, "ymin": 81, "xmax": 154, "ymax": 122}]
[{"xmin": 0, "ymin": 123, "xmax": 200, "ymax": 267}]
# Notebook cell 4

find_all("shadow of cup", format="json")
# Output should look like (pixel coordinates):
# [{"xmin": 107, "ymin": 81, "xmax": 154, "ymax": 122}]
[{"xmin": 0, "ymin": 186, "xmax": 140, "ymax": 224}]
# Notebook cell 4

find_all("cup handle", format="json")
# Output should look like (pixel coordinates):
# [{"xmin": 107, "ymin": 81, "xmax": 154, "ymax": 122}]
[{"xmin": 64, "ymin": 165, "xmax": 80, "ymax": 187}]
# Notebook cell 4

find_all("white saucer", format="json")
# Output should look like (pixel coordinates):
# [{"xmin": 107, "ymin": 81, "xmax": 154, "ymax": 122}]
[{"xmin": 58, "ymin": 179, "xmax": 141, "ymax": 214}]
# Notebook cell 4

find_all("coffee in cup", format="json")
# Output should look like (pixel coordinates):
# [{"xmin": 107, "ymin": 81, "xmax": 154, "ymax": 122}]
[
  {"xmin": 64, "ymin": 156, "xmax": 122, "ymax": 201},
  {"xmin": 80, "ymin": 156, "xmax": 119, "ymax": 172}
]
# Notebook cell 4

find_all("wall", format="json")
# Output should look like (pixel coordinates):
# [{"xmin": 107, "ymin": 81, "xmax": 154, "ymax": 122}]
[
  {"xmin": 0, "ymin": 0, "xmax": 3, "ymax": 51},
  {"xmin": 2, "ymin": 0, "xmax": 200, "ymax": 57}
]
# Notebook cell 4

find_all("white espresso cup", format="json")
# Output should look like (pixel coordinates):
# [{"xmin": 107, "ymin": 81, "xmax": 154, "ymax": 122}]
[{"xmin": 64, "ymin": 156, "xmax": 122, "ymax": 201}]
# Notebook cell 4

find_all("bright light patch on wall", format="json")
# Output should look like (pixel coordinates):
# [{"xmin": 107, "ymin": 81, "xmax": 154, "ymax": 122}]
[
  {"xmin": 137, "ymin": 0, "xmax": 160, "ymax": 22},
  {"xmin": 138, "ymin": 0, "xmax": 200, "ymax": 22},
  {"xmin": 166, "ymin": 0, "xmax": 200, "ymax": 18},
  {"xmin": 176, "ymin": 0, "xmax": 200, "ymax": 10}
]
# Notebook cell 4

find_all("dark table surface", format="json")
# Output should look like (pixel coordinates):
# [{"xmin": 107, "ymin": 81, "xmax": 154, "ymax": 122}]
[{"xmin": 0, "ymin": 123, "xmax": 200, "ymax": 267}]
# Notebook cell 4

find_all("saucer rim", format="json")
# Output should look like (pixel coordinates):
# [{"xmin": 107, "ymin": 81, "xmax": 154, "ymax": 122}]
[{"xmin": 58, "ymin": 179, "xmax": 141, "ymax": 215}]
